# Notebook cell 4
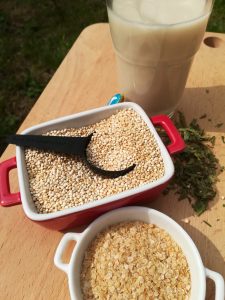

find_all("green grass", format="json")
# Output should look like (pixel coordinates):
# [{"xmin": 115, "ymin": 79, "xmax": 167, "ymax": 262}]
[
  {"xmin": 0, "ymin": 0, "xmax": 224, "ymax": 154},
  {"xmin": 208, "ymin": 0, "xmax": 225, "ymax": 32},
  {"xmin": 0, "ymin": 0, "xmax": 107, "ymax": 153}
]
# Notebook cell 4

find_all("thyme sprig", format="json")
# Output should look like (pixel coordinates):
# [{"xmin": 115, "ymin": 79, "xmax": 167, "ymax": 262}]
[{"xmin": 159, "ymin": 112, "xmax": 223, "ymax": 215}]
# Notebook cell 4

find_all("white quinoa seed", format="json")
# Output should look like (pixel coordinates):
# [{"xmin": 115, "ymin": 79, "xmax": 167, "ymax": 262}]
[
  {"xmin": 80, "ymin": 221, "xmax": 191, "ymax": 300},
  {"xmin": 24, "ymin": 109, "xmax": 165, "ymax": 213}
]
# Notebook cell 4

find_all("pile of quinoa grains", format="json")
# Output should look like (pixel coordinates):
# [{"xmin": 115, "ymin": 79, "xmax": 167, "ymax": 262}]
[
  {"xmin": 80, "ymin": 221, "xmax": 191, "ymax": 300},
  {"xmin": 25, "ymin": 109, "xmax": 165, "ymax": 213}
]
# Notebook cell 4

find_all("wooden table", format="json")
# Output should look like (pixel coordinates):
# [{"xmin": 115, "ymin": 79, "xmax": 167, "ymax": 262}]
[{"xmin": 0, "ymin": 24, "xmax": 225, "ymax": 300}]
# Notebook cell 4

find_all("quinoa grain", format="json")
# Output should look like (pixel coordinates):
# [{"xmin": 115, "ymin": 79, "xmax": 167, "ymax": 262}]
[{"xmin": 25, "ymin": 109, "xmax": 165, "ymax": 213}]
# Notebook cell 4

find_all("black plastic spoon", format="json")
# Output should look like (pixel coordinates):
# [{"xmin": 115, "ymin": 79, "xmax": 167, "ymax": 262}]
[{"xmin": 7, "ymin": 134, "xmax": 135, "ymax": 178}]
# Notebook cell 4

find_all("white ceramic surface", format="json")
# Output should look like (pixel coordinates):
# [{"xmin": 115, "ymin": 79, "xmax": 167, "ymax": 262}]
[
  {"xmin": 16, "ymin": 102, "xmax": 174, "ymax": 221},
  {"xmin": 54, "ymin": 206, "xmax": 225, "ymax": 300}
]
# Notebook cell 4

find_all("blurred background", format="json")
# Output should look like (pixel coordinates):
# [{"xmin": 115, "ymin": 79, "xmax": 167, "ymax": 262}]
[{"xmin": 0, "ymin": 0, "xmax": 224, "ymax": 155}]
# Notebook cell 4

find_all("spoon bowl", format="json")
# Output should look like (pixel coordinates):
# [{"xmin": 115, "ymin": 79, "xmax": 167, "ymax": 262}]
[{"xmin": 7, "ymin": 133, "xmax": 135, "ymax": 178}]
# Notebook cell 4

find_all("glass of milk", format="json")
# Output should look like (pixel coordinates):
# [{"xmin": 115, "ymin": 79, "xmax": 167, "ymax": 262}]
[{"xmin": 107, "ymin": 0, "xmax": 214, "ymax": 116}]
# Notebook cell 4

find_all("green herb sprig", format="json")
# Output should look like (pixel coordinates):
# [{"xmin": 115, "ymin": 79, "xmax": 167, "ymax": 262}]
[{"xmin": 159, "ymin": 112, "xmax": 223, "ymax": 215}]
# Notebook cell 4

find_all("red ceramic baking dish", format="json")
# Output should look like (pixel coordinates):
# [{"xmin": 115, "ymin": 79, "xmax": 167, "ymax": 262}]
[{"xmin": 0, "ymin": 102, "xmax": 185, "ymax": 230}]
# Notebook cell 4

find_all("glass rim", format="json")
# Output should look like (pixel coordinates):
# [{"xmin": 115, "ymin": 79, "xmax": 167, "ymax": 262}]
[{"xmin": 106, "ymin": 0, "xmax": 214, "ymax": 28}]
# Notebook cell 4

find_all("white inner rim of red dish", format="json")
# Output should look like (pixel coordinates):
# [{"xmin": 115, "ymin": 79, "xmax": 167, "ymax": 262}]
[{"xmin": 16, "ymin": 102, "xmax": 174, "ymax": 221}]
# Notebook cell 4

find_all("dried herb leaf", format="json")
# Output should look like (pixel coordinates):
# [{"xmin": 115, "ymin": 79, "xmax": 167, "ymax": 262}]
[
  {"xmin": 215, "ymin": 123, "xmax": 223, "ymax": 128},
  {"xmin": 221, "ymin": 136, "xmax": 225, "ymax": 144},
  {"xmin": 159, "ymin": 112, "xmax": 223, "ymax": 215},
  {"xmin": 203, "ymin": 220, "xmax": 212, "ymax": 227},
  {"xmin": 199, "ymin": 114, "xmax": 207, "ymax": 119}
]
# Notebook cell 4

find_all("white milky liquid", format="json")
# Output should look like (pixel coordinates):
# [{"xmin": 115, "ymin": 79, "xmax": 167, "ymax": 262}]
[{"xmin": 108, "ymin": 0, "xmax": 211, "ymax": 115}]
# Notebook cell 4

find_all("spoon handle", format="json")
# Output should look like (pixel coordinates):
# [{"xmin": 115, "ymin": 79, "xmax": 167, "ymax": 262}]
[
  {"xmin": 7, "ymin": 134, "xmax": 93, "ymax": 156},
  {"xmin": 7, "ymin": 133, "xmax": 135, "ymax": 178}
]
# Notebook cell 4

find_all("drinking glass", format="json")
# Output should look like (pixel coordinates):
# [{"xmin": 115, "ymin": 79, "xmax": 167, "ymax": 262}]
[{"xmin": 106, "ymin": 0, "xmax": 214, "ymax": 116}]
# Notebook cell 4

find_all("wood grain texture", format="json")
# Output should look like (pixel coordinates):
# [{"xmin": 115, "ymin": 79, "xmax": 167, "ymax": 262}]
[{"xmin": 0, "ymin": 24, "xmax": 225, "ymax": 300}]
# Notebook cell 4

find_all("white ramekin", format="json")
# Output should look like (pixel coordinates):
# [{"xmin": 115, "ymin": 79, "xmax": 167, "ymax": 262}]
[{"xmin": 54, "ymin": 206, "xmax": 224, "ymax": 300}]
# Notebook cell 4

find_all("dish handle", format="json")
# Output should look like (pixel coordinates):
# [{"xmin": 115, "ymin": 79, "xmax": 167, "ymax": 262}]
[
  {"xmin": 106, "ymin": 94, "xmax": 185, "ymax": 155},
  {"xmin": 0, "ymin": 157, "xmax": 21, "ymax": 206},
  {"xmin": 205, "ymin": 268, "xmax": 225, "ymax": 300},
  {"xmin": 151, "ymin": 115, "xmax": 185, "ymax": 155},
  {"xmin": 54, "ymin": 232, "xmax": 82, "ymax": 274}
]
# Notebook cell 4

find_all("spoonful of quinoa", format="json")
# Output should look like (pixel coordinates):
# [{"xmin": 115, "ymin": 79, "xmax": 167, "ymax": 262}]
[{"xmin": 6, "ymin": 133, "xmax": 136, "ymax": 178}]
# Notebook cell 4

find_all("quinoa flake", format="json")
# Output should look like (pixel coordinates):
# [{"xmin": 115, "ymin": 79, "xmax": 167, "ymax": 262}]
[{"xmin": 80, "ymin": 221, "xmax": 191, "ymax": 300}]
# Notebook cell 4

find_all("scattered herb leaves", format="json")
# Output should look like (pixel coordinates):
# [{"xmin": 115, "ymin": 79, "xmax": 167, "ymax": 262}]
[
  {"xmin": 222, "ymin": 136, "xmax": 225, "ymax": 144},
  {"xmin": 203, "ymin": 220, "xmax": 212, "ymax": 227},
  {"xmin": 159, "ymin": 111, "xmax": 223, "ymax": 215}
]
